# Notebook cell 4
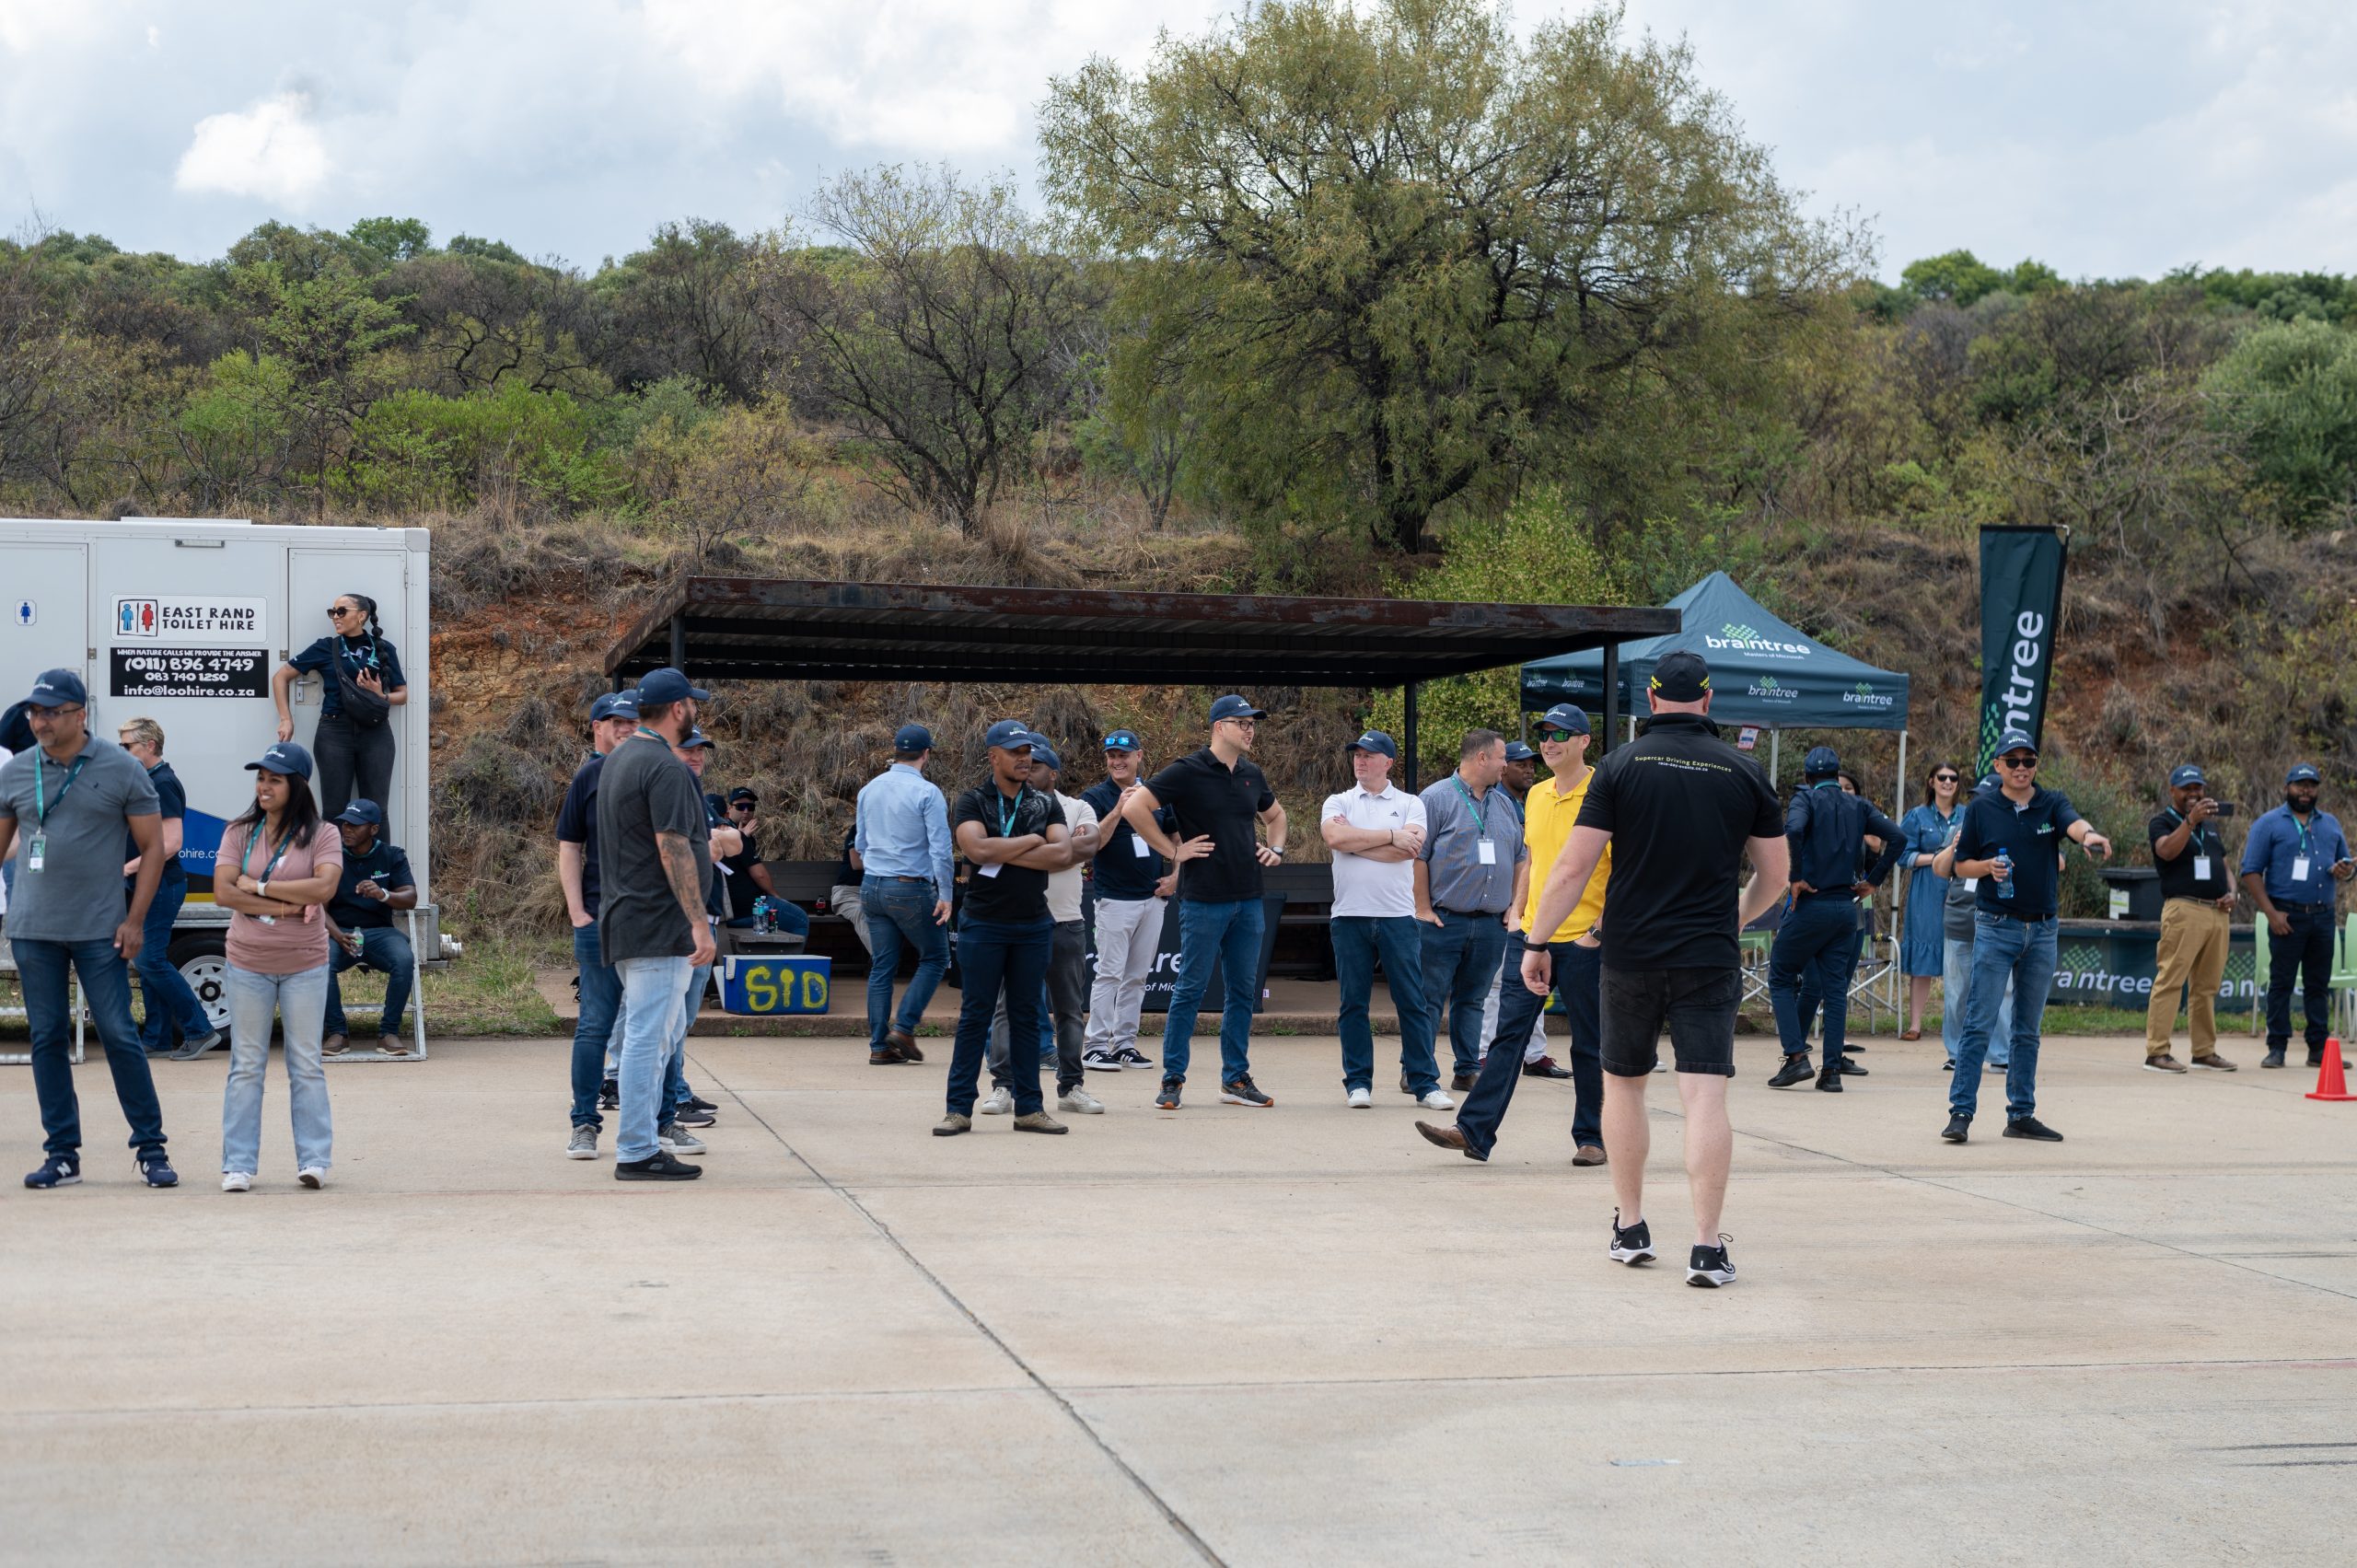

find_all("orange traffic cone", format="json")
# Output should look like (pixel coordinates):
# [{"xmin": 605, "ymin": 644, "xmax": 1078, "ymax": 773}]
[{"xmin": 2306, "ymin": 1038, "xmax": 2357, "ymax": 1102}]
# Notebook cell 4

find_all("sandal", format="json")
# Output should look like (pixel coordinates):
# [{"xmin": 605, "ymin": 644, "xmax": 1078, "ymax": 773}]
[{"xmin": 1899, "ymin": 1028, "xmax": 1922, "ymax": 1041}]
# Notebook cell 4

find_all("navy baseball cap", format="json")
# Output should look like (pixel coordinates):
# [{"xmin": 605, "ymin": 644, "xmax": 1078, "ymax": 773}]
[
  {"xmin": 1102, "ymin": 729, "xmax": 1143, "ymax": 752},
  {"xmin": 1209, "ymin": 694, "xmax": 1266, "ymax": 724},
  {"xmin": 245, "ymin": 741, "xmax": 314, "ymax": 780},
  {"xmin": 634, "ymin": 668, "xmax": 709, "ymax": 706},
  {"xmin": 984, "ymin": 719, "xmax": 1033, "ymax": 750},
  {"xmin": 23, "ymin": 668, "xmax": 87, "ymax": 708},
  {"xmin": 2169, "ymin": 764, "xmax": 2207, "ymax": 789},
  {"xmin": 1347, "ymin": 729, "xmax": 1399, "ymax": 759},
  {"xmin": 334, "ymin": 798, "xmax": 385, "ymax": 827},
  {"xmin": 727, "ymin": 786, "xmax": 758, "ymax": 805},
  {"xmin": 1805, "ymin": 746, "xmax": 1840, "ymax": 777},
  {"xmin": 894, "ymin": 723, "xmax": 935, "ymax": 752},
  {"xmin": 1536, "ymin": 703, "xmax": 1590, "ymax": 737},
  {"xmin": 1649, "ymin": 651, "xmax": 1711, "ymax": 702},
  {"xmin": 679, "ymin": 726, "xmax": 716, "ymax": 749},
  {"xmin": 2287, "ymin": 762, "xmax": 2321, "ymax": 784},
  {"xmin": 590, "ymin": 691, "xmax": 638, "ymax": 723},
  {"xmin": 1994, "ymin": 732, "xmax": 2040, "ymax": 758},
  {"xmin": 1504, "ymin": 740, "xmax": 1538, "ymax": 763},
  {"xmin": 1028, "ymin": 742, "xmax": 1063, "ymax": 773}
]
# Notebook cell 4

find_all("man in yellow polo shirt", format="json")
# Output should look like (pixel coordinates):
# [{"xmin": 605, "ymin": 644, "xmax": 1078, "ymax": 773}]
[{"xmin": 1415, "ymin": 703, "xmax": 1611, "ymax": 1165}]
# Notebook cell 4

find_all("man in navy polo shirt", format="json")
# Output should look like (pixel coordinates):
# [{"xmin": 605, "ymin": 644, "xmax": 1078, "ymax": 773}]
[
  {"xmin": 1932, "ymin": 731, "xmax": 2113, "ymax": 1144},
  {"xmin": 1766, "ymin": 746, "xmax": 1905, "ymax": 1094},
  {"xmin": 2240, "ymin": 762, "xmax": 2354, "ymax": 1069}
]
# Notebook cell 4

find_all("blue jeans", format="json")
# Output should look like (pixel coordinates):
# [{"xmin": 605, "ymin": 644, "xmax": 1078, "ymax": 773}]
[
  {"xmin": 668, "ymin": 961, "xmax": 710, "ymax": 1110},
  {"xmin": 15, "ymin": 935, "xmax": 168, "ymax": 1160},
  {"xmin": 132, "ymin": 875, "xmax": 212, "ymax": 1051},
  {"xmin": 865, "ymin": 876, "xmax": 948, "ymax": 1048},
  {"xmin": 1331, "ymin": 915, "xmax": 1437, "ymax": 1093},
  {"xmin": 570, "ymin": 923, "xmax": 621, "ymax": 1128},
  {"xmin": 324, "ymin": 924, "xmax": 414, "ymax": 1040},
  {"xmin": 1952, "ymin": 912, "xmax": 2057, "ymax": 1121},
  {"xmin": 615, "ymin": 955, "xmax": 691, "ymax": 1162},
  {"xmin": 1942, "ymin": 936, "xmax": 2013, "ymax": 1066},
  {"xmin": 1457, "ymin": 938, "xmax": 1604, "ymax": 1155},
  {"xmin": 946, "ymin": 917, "xmax": 1051, "ymax": 1117},
  {"xmin": 1160, "ymin": 897, "xmax": 1264, "ymax": 1086},
  {"xmin": 1421, "ymin": 910, "xmax": 1509, "ymax": 1075},
  {"xmin": 222, "ymin": 963, "xmax": 332, "ymax": 1175},
  {"xmin": 1769, "ymin": 895, "xmax": 1862, "ymax": 1060},
  {"xmin": 2265, "ymin": 904, "xmax": 2336, "ymax": 1051}
]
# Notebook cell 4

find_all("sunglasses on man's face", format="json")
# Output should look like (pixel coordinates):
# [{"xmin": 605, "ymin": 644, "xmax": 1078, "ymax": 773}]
[
  {"xmin": 1998, "ymin": 756, "xmax": 2038, "ymax": 771},
  {"xmin": 1540, "ymin": 728, "xmax": 1579, "ymax": 743}
]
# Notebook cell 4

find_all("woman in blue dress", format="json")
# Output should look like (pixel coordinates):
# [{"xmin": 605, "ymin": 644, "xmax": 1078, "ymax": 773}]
[{"xmin": 1896, "ymin": 761, "xmax": 1965, "ymax": 1038}]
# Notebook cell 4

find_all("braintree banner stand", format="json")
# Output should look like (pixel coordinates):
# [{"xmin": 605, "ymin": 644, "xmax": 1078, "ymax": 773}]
[{"xmin": 1520, "ymin": 571, "xmax": 1917, "ymax": 1032}]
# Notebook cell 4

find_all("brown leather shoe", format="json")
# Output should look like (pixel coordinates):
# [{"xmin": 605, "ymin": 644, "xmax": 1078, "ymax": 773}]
[
  {"xmin": 2143, "ymin": 1053, "xmax": 2187, "ymax": 1073},
  {"xmin": 1012, "ymin": 1110, "xmax": 1068, "ymax": 1134},
  {"xmin": 1450, "ymin": 1073, "xmax": 1476, "ymax": 1092},
  {"xmin": 1414, "ymin": 1121, "xmax": 1486, "ymax": 1162},
  {"xmin": 1521, "ymin": 1055, "xmax": 1573, "ymax": 1079},
  {"xmin": 377, "ymin": 1033, "xmax": 412, "ymax": 1058},
  {"xmin": 321, "ymin": 1034, "xmax": 349, "ymax": 1055},
  {"xmin": 870, "ymin": 1042, "xmax": 917, "ymax": 1064},
  {"xmin": 1572, "ymin": 1144, "xmax": 1607, "ymax": 1167},
  {"xmin": 2190, "ymin": 1051, "xmax": 2237, "ymax": 1072},
  {"xmin": 886, "ymin": 1027, "xmax": 924, "ymax": 1063}
]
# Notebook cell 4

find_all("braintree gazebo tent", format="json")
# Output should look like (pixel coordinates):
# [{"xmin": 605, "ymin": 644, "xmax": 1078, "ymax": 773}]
[{"xmin": 1520, "ymin": 570, "xmax": 1911, "ymax": 796}]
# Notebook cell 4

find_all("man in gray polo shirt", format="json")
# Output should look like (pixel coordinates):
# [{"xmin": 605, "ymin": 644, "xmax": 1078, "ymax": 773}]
[
  {"xmin": 1415, "ymin": 729, "xmax": 1528, "ymax": 1091},
  {"xmin": 0, "ymin": 668, "xmax": 178, "ymax": 1190}
]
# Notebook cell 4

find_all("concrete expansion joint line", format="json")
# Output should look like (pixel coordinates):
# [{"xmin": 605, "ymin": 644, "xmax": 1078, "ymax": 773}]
[{"xmin": 691, "ymin": 1054, "xmax": 1231, "ymax": 1568}]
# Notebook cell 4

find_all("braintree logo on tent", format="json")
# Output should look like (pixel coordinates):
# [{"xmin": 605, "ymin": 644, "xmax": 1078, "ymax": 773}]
[
  {"xmin": 1842, "ymin": 679, "xmax": 1894, "ymax": 709},
  {"xmin": 1747, "ymin": 674, "xmax": 1797, "ymax": 702},
  {"xmin": 1707, "ymin": 620, "xmax": 1810, "ymax": 657}
]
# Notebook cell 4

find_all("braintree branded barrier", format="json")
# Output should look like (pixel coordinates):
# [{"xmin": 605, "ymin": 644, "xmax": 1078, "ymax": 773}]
[{"xmin": 1978, "ymin": 526, "xmax": 2069, "ymax": 774}]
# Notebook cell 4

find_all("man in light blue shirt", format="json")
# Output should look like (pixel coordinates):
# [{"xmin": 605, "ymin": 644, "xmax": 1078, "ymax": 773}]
[
  {"xmin": 2240, "ymin": 762, "xmax": 2355, "ymax": 1068},
  {"xmin": 854, "ymin": 724, "xmax": 954, "ymax": 1064}
]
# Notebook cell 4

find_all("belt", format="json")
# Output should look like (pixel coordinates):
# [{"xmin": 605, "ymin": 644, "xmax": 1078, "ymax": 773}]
[
  {"xmin": 868, "ymin": 873, "xmax": 932, "ymax": 883},
  {"xmin": 1983, "ymin": 904, "xmax": 2055, "ymax": 923},
  {"xmin": 1434, "ymin": 906, "xmax": 1502, "ymax": 919},
  {"xmin": 2281, "ymin": 900, "xmax": 2333, "ymax": 912}
]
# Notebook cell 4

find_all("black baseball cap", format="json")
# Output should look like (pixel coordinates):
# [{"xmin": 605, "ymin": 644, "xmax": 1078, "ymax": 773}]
[
  {"xmin": 727, "ymin": 787, "xmax": 758, "ymax": 805},
  {"xmin": 1649, "ymin": 651, "xmax": 1711, "ymax": 703},
  {"xmin": 1805, "ymin": 746, "xmax": 1840, "ymax": 777}
]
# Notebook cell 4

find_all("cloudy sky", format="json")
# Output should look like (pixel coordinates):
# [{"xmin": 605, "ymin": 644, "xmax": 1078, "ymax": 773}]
[{"xmin": 1, "ymin": 0, "xmax": 2349, "ymax": 280}]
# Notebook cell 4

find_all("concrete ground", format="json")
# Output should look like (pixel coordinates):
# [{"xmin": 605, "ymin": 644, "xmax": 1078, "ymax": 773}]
[{"xmin": 6, "ymin": 1028, "xmax": 2353, "ymax": 1566}]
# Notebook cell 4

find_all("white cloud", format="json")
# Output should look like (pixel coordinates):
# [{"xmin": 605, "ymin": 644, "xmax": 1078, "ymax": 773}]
[{"xmin": 173, "ymin": 89, "xmax": 331, "ymax": 204}]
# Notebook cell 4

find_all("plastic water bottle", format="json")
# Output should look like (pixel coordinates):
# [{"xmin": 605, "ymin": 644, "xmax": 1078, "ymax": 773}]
[{"xmin": 1994, "ymin": 849, "xmax": 2014, "ymax": 900}]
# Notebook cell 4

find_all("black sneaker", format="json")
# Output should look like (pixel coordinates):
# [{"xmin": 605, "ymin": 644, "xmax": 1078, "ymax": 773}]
[
  {"xmin": 1155, "ymin": 1076, "xmax": 1183, "ymax": 1110},
  {"xmin": 670, "ymin": 1106, "xmax": 716, "ymax": 1128},
  {"xmin": 2003, "ymin": 1116, "xmax": 2063, "ymax": 1142},
  {"xmin": 1608, "ymin": 1209, "xmax": 1655, "ymax": 1264},
  {"xmin": 24, "ymin": 1155, "xmax": 80, "ymax": 1190},
  {"xmin": 1687, "ymin": 1236, "xmax": 1736, "ymax": 1287},
  {"xmin": 1220, "ymin": 1076, "xmax": 1274, "ymax": 1108},
  {"xmin": 598, "ymin": 1078, "xmax": 621, "ymax": 1110},
  {"xmin": 1082, "ymin": 1047, "xmax": 1121, "ymax": 1072},
  {"xmin": 1767, "ymin": 1054, "xmax": 1813, "ymax": 1088},
  {"xmin": 137, "ymin": 1153, "xmax": 180, "ymax": 1189},
  {"xmin": 616, "ymin": 1152, "xmax": 702, "ymax": 1181},
  {"xmin": 2260, "ymin": 1050, "xmax": 2286, "ymax": 1068},
  {"xmin": 1815, "ymin": 1062, "xmax": 1843, "ymax": 1093},
  {"xmin": 1112, "ymin": 1046, "xmax": 1154, "ymax": 1070},
  {"xmin": 684, "ymin": 1095, "xmax": 718, "ymax": 1114},
  {"xmin": 1838, "ymin": 1055, "xmax": 1867, "ymax": 1075},
  {"xmin": 1941, "ymin": 1113, "xmax": 1970, "ymax": 1144}
]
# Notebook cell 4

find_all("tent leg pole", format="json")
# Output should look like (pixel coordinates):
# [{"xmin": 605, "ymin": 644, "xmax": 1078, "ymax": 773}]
[
  {"xmin": 1404, "ymin": 681, "xmax": 1421, "ymax": 793},
  {"xmin": 1892, "ymin": 730, "xmax": 1909, "ymax": 1017},
  {"xmin": 1770, "ymin": 730, "xmax": 1780, "ymax": 792},
  {"xmin": 1600, "ymin": 642, "xmax": 1619, "ymax": 756}
]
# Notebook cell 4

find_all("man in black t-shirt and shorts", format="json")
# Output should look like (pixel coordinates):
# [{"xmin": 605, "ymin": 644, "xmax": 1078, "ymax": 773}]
[{"xmin": 1521, "ymin": 652, "xmax": 1788, "ymax": 1287}]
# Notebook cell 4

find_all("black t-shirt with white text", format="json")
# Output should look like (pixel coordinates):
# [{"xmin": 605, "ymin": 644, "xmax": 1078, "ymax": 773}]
[
  {"xmin": 953, "ymin": 781, "xmax": 1067, "ymax": 925},
  {"xmin": 1144, "ymin": 748, "xmax": 1276, "ymax": 903},
  {"xmin": 1573, "ymin": 714, "xmax": 1782, "ymax": 971}
]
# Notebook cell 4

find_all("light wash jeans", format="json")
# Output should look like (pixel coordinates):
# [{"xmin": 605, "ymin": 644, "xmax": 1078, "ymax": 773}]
[
  {"xmin": 222, "ymin": 963, "xmax": 332, "ymax": 1177},
  {"xmin": 1941, "ymin": 936, "xmax": 2014, "ymax": 1067},
  {"xmin": 615, "ymin": 955, "xmax": 691, "ymax": 1162},
  {"xmin": 1952, "ymin": 912, "xmax": 2057, "ymax": 1122}
]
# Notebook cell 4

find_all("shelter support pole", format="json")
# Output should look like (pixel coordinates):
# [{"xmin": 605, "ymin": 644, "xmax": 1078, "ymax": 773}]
[
  {"xmin": 1892, "ymin": 729, "xmax": 1910, "ymax": 985},
  {"xmin": 1770, "ymin": 730, "xmax": 1780, "ymax": 793},
  {"xmin": 1600, "ymin": 643, "xmax": 1619, "ymax": 755},
  {"xmin": 669, "ymin": 614, "xmax": 686, "ymax": 671},
  {"xmin": 1404, "ymin": 681, "xmax": 1422, "ymax": 792}
]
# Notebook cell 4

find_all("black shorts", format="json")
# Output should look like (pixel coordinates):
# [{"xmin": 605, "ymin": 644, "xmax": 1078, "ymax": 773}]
[{"xmin": 1598, "ymin": 965, "xmax": 1739, "ymax": 1078}]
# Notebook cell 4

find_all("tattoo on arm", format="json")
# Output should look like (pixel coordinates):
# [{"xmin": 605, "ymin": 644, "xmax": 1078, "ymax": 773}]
[{"xmin": 656, "ymin": 832, "xmax": 703, "ymax": 923}]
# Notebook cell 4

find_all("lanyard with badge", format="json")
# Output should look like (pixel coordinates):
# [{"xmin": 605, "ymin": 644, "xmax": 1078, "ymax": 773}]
[
  {"xmin": 1452, "ymin": 777, "xmax": 1499, "ymax": 866},
  {"xmin": 2163, "ymin": 807, "xmax": 2219, "ymax": 885},
  {"xmin": 240, "ymin": 820, "xmax": 297, "ymax": 924},
  {"xmin": 25, "ymin": 751, "xmax": 90, "ymax": 873},
  {"xmin": 2284, "ymin": 812, "xmax": 2317, "ymax": 884},
  {"xmin": 978, "ymin": 785, "xmax": 1024, "ymax": 879}
]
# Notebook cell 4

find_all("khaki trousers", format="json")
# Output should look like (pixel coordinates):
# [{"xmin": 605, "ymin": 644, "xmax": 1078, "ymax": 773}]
[{"xmin": 2145, "ymin": 899, "xmax": 2230, "ymax": 1057}]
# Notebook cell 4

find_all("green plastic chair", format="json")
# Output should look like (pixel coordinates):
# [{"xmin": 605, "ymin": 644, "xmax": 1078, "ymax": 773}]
[{"xmin": 2250, "ymin": 912, "xmax": 2357, "ymax": 1040}]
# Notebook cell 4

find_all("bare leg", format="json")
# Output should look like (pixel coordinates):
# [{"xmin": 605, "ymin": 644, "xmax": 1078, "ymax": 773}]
[
  {"xmin": 1602, "ymin": 1071, "xmax": 1650, "ymax": 1224},
  {"xmin": 1677, "ymin": 1072, "xmax": 1733, "ymax": 1243},
  {"xmin": 1909, "ymin": 974, "xmax": 1933, "ymax": 1032}
]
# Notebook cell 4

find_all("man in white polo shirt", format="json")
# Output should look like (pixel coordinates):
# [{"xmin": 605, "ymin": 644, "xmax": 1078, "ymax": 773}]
[{"xmin": 1321, "ymin": 731, "xmax": 1446, "ymax": 1109}]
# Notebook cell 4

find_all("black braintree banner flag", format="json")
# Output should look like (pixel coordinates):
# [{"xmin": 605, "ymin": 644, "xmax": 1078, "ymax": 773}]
[{"xmin": 1979, "ymin": 526, "xmax": 2069, "ymax": 774}]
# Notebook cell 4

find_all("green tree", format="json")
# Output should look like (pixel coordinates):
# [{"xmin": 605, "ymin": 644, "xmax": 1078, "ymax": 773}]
[
  {"xmin": 1899, "ymin": 250, "xmax": 2004, "ymax": 308},
  {"xmin": 1041, "ymin": 0, "xmax": 1851, "ymax": 555},
  {"xmin": 349, "ymin": 216, "xmax": 433, "ymax": 262},
  {"xmin": 2203, "ymin": 318, "xmax": 2357, "ymax": 528}
]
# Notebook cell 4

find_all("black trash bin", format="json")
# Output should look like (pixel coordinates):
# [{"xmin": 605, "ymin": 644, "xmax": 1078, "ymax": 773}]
[{"xmin": 2099, "ymin": 867, "xmax": 2162, "ymax": 922}]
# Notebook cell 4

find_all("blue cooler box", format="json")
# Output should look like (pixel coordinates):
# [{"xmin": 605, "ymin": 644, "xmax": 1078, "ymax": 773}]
[{"xmin": 721, "ymin": 955, "xmax": 832, "ymax": 1016}]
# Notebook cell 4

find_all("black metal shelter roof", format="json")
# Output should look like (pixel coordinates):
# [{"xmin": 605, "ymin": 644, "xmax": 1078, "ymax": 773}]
[{"xmin": 603, "ymin": 576, "xmax": 1679, "ymax": 689}]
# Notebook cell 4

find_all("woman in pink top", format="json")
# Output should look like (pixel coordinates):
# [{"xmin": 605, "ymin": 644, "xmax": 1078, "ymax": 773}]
[{"xmin": 211, "ymin": 742, "xmax": 343, "ymax": 1192}]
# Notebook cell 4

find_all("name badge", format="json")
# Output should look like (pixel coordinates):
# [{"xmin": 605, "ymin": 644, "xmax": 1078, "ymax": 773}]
[
  {"xmin": 1132, "ymin": 834, "xmax": 1152, "ymax": 857},
  {"xmin": 2192, "ymin": 855, "xmax": 2212, "ymax": 881},
  {"xmin": 26, "ymin": 832, "xmax": 44, "ymax": 872},
  {"xmin": 1477, "ymin": 839, "xmax": 1497, "ymax": 865},
  {"xmin": 978, "ymin": 863, "xmax": 1003, "ymax": 879},
  {"xmin": 2293, "ymin": 856, "xmax": 2312, "ymax": 881},
  {"xmin": 1963, "ymin": 877, "xmax": 1978, "ymax": 891}
]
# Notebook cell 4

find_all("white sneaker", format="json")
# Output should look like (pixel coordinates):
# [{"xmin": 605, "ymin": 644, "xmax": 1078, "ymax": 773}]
[
  {"xmin": 221, "ymin": 1172, "xmax": 252, "ymax": 1192},
  {"xmin": 297, "ymin": 1167, "xmax": 326, "ymax": 1190},
  {"xmin": 1346, "ymin": 1086, "xmax": 1372, "ymax": 1109},
  {"xmin": 980, "ymin": 1086, "xmax": 1015, "ymax": 1115},
  {"xmin": 1057, "ymin": 1086, "xmax": 1105, "ymax": 1114},
  {"xmin": 1418, "ymin": 1089, "xmax": 1456, "ymax": 1111}
]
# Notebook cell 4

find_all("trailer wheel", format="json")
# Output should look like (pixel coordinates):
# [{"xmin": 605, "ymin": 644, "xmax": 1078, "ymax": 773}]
[{"xmin": 167, "ymin": 931, "xmax": 231, "ymax": 1034}]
